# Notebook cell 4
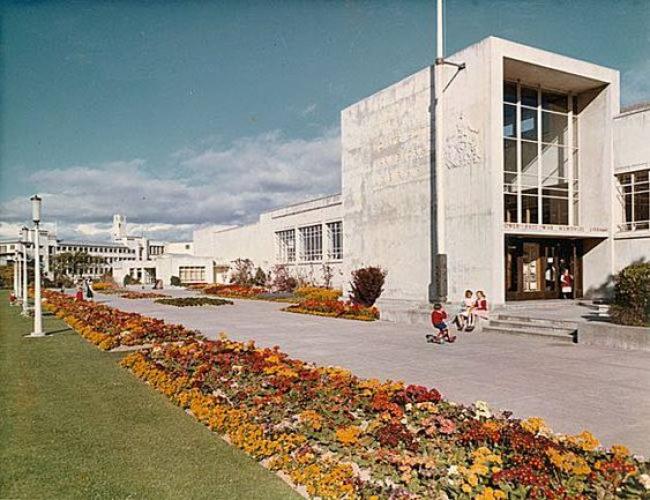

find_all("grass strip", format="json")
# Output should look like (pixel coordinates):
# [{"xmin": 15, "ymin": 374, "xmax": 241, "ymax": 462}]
[{"xmin": 0, "ymin": 291, "xmax": 298, "ymax": 499}]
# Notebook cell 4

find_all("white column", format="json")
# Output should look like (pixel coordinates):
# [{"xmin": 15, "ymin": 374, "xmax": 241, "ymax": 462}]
[
  {"xmin": 22, "ymin": 240, "xmax": 29, "ymax": 315},
  {"xmin": 516, "ymin": 82, "xmax": 522, "ymax": 223},
  {"xmin": 31, "ymin": 224, "xmax": 44, "ymax": 336},
  {"xmin": 16, "ymin": 251, "xmax": 23, "ymax": 301},
  {"xmin": 537, "ymin": 86, "xmax": 543, "ymax": 224},
  {"xmin": 567, "ymin": 94, "xmax": 575, "ymax": 226},
  {"xmin": 13, "ymin": 251, "xmax": 19, "ymax": 300}
]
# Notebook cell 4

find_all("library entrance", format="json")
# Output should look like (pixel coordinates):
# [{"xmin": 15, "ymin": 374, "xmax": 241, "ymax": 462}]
[{"xmin": 505, "ymin": 237, "xmax": 583, "ymax": 301}]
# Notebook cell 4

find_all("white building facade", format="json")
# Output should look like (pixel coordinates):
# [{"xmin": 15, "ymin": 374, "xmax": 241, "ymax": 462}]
[
  {"xmin": 194, "ymin": 194, "xmax": 345, "ymax": 288},
  {"xmin": 192, "ymin": 37, "xmax": 648, "ymax": 314}
]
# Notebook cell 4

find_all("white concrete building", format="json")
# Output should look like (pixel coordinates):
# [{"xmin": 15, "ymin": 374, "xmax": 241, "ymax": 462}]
[
  {"xmin": 194, "ymin": 194, "xmax": 345, "ymax": 287},
  {"xmin": 192, "ymin": 36, "xmax": 648, "ymax": 314}
]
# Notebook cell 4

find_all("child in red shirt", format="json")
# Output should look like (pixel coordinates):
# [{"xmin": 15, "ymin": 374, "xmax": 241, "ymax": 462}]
[{"xmin": 426, "ymin": 303, "xmax": 456, "ymax": 344}]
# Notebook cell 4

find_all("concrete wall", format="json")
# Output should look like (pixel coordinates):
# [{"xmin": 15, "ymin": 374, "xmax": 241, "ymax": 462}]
[
  {"xmin": 614, "ymin": 107, "xmax": 650, "ymax": 171},
  {"xmin": 341, "ymin": 68, "xmax": 433, "ymax": 304},
  {"xmin": 613, "ymin": 106, "xmax": 650, "ymax": 273},
  {"xmin": 193, "ymin": 195, "xmax": 345, "ymax": 288},
  {"xmin": 440, "ymin": 38, "xmax": 499, "ymax": 303},
  {"xmin": 165, "ymin": 242, "xmax": 194, "ymax": 255}
]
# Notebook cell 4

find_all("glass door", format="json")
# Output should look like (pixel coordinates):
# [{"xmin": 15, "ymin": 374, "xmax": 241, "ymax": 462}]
[{"xmin": 522, "ymin": 242, "xmax": 541, "ymax": 293}]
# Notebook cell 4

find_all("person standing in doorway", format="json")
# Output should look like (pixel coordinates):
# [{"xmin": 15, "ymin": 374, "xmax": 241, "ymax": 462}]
[{"xmin": 560, "ymin": 269, "xmax": 573, "ymax": 299}]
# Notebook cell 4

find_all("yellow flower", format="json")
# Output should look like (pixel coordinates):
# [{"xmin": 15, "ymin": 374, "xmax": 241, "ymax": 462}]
[
  {"xmin": 336, "ymin": 425, "xmax": 362, "ymax": 446},
  {"xmin": 569, "ymin": 430, "xmax": 600, "ymax": 451},
  {"xmin": 612, "ymin": 444, "xmax": 630, "ymax": 458},
  {"xmin": 476, "ymin": 487, "xmax": 507, "ymax": 500},
  {"xmin": 462, "ymin": 483, "xmax": 472, "ymax": 493},
  {"xmin": 521, "ymin": 417, "xmax": 552, "ymax": 436}
]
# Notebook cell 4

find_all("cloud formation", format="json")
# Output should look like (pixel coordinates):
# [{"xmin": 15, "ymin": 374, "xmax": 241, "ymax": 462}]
[{"xmin": 0, "ymin": 129, "xmax": 341, "ymax": 242}]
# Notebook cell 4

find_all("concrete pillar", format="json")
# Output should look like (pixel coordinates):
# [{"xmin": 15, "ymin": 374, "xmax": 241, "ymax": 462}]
[{"xmin": 12, "ymin": 252, "xmax": 19, "ymax": 300}]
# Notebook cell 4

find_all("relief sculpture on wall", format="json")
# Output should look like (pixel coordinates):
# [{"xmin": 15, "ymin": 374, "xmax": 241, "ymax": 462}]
[{"xmin": 444, "ymin": 114, "xmax": 481, "ymax": 170}]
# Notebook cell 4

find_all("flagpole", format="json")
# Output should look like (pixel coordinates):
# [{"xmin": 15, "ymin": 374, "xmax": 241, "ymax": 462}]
[{"xmin": 433, "ymin": 0, "xmax": 447, "ymax": 302}]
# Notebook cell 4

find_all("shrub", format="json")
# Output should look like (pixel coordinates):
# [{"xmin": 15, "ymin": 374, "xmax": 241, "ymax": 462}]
[
  {"xmin": 123, "ymin": 275, "xmax": 140, "ymax": 286},
  {"xmin": 230, "ymin": 258, "xmax": 254, "ymax": 285},
  {"xmin": 170, "ymin": 275, "xmax": 182, "ymax": 286},
  {"xmin": 92, "ymin": 282, "xmax": 116, "ymax": 291},
  {"xmin": 284, "ymin": 299, "xmax": 379, "ymax": 321},
  {"xmin": 253, "ymin": 267, "xmax": 267, "ymax": 287},
  {"xmin": 610, "ymin": 262, "xmax": 650, "ymax": 326},
  {"xmin": 203, "ymin": 284, "xmax": 266, "ymax": 299},
  {"xmin": 0, "ymin": 265, "xmax": 14, "ymax": 289},
  {"xmin": 155, "ymin": 297, "xmax": 233, "ymax": 307},
  {"xmin": 271, "ymin": 264, "xmax": 298, "ymax": 293},
  {"xmin": 295, "ymin": 286, "xmax": 341, "ymax": 302},
  {"xmin": 321, "ymin": 263, "xmax": 334, "ymax": 289},
  {"xmin": 120, "ymin": 291, "xmax": 170, "ymax": 299},
  {"xmin": 350, "ymin": 266, "xmax": 387, "ymax": 307}
]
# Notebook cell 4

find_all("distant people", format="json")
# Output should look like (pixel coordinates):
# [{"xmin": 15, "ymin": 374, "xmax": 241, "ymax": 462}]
[
  {"xmin": 86, "ymin": 280, "xmax": 94, "ymax": 301},
  {"xmin": 560, "ymin": 269, "xmax": 573, "ymax": 299},
  {"xmin": 427, "ymin": 303, "xmax": 456, "ymax": 344},
  {"xmin": 75, "ymin": 284, "xmax": 84, "ymax": 301},
  {"xmin": 474, "ymin": 290, "xmax": 489, "ymax": 320}
]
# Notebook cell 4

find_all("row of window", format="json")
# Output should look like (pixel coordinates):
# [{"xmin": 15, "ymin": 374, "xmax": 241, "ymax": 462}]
[
  {"xmin": 617, "ymin": 169, "xmax": 650, "ymax": 232},
  {"xmin": 59, "ymin": 245, "xmax": 134, "ymax": 254},
  {"xmin": 502, "ymin": 81, "xmax": 579, "ymax": 226},
  {"xmin": 179, "ymin": 266, "xmax": 206, "ymax": 283},
  {"xmin": 276, "ymin": 221, "xmax": 342, "ymax": 263}
]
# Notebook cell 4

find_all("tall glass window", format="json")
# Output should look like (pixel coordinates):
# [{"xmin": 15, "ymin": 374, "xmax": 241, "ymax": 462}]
[
  {"xmin": 275, "ymin": 229, "xmax": 296, "ymax": 263},
  {"xmin": 617, "ymin": 170, "xmax": 650, "ymax": 231},
  {"xmin": 326, "ymin": 221, "xmax": 343, "ymax": 260},
  {"xmin": 503, "ymin": 81, "xmax": 578, "ymax": 225},
  {"xmin": 299, "ymin": 224, "xmax": 322, "ymax": 262}
]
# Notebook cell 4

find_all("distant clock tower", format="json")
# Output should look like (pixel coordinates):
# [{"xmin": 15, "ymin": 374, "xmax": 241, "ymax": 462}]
[{"xmin": 112, "ymin": 214, "xmax": 127, "ymax": 241}]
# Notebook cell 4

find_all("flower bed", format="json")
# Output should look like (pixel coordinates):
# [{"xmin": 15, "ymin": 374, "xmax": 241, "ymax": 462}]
[
  {"xmin": 154, "ymin": 297, "xmax": 234, "ymax": 307},
  {"xmin": 284, "ymin": 299, "xmax": 379, "ymax": 321},
  {"xmin": 120, "ymin": 291, "xmax": 171, "ymax": 300},
  {"xmin": 121, "ymin": 336, "xmax": 649, "ymax": 499},
  {"xmin": 91, "ymin": 281, "xmax": 118, "ymax": 291},
  {"xmin": 42, "ymin": 290, "xmax": 202, "ymax": 350},
  {"xmin": 294, "ymin": 286, "xmax": 342, "ymax": 302},
  {"xmin": 203, "ymin": 284, "xmax": 267, "ymax": 299}
]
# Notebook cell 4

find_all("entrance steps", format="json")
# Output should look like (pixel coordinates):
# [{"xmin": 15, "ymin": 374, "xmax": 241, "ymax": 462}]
[{"xmin": 484, "ymin": 314, "xmax": 578, "ymax": 343}]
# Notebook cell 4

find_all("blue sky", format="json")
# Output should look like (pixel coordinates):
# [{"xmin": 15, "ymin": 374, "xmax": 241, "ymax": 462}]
[{"xmin": 1, "ymin": 0, "xmax": 649, "ymax": 241}]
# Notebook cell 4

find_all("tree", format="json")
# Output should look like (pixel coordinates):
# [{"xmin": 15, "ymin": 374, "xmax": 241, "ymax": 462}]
[
  {"xmin": 50, "ymin": 251, "xmax": 106, "ymax": 279},
  {"xmin": 253, "ymin": 267, "xmax": 267, "ymax": 287},
  {"xmin": 230, "ymin": 258, "xmax": 254, "ymax": 285}
]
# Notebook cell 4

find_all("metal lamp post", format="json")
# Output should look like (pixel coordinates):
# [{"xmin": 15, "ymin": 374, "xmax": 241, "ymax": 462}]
[
  {"xmin": 30, "ymin": 195, "xmax": 44, "ymax": 337},
  {"xmin": 20, "ymin": 226, "xmax": 29, "ymax": 316},
  {"xmin": 12, "ymin": 249, "xmax": 19, "ymax": 303},
  {"xmin": 21, "ymin": 226, "xmax": 30, "ymax": 316}
]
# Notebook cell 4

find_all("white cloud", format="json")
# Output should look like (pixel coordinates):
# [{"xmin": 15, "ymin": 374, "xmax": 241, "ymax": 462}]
[{"xmin": 0, "ymin": 129, "xmax": 341, "ymax": 242}]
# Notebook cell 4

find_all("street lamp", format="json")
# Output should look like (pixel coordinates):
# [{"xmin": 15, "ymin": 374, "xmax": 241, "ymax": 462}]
[
  {"xmin": 29, "ymin": 195, "xmax": 44, "ymax": 337},
  {"xmin": 12, "ymin": 248, "xmax": 19, "ymax": 304},
  {"xmin": 21, "ymin": 226, "xmax": 29, "ymax": 316}
]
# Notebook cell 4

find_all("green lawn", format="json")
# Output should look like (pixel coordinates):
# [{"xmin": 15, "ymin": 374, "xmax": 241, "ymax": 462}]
[{"xmin": 0, "ymin": 291, "xmax": 298, "ymax": 499}]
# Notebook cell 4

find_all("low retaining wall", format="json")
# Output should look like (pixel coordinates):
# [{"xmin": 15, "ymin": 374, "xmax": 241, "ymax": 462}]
[{"xmin": 578, "ymin": 322, "xmax": 650, "ymax": 352}]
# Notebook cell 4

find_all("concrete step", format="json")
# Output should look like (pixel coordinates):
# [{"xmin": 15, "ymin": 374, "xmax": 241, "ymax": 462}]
[
  {"xmin": 489, "ymin": 319, "xmax": 577, "ymax": 332},
  {"xmin": 494, "ymin": 314, "xmax": 579, "ymax": 330},
  {"xmin": 483, "ymin": 324, "xmax": 577, "ymax": 343}
]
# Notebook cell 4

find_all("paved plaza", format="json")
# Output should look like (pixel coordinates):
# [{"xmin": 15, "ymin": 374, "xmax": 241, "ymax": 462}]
[{"xmin": 95, "ymin": 290, "xmax": 650, "ymax": 456}]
